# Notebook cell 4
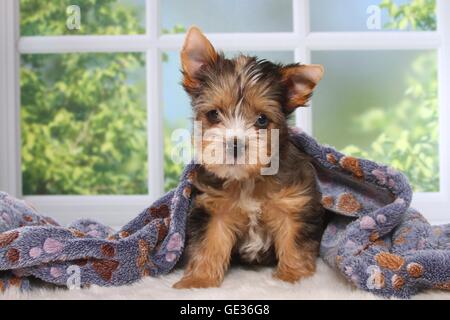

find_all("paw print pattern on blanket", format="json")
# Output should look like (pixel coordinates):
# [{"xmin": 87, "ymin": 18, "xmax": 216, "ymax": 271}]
[
  {"xmin": 0, "ymin": 230, "xmax": 19, "ymax": 248},
  {"xmin": 289, "ymin": 131, "xmax": 449, "ymax": 298},
  {"xmin": 339, "ymin": 156, "xmax": 364, "ymax": 179},
  {"xmin": 336, "ymin": 193, "xmax": 362, "ymax": 215},
  {"xmin": 0, "ymin": 168, "xmax": 193, "ymax": 288},
  {"xmin": 1, "ymin": 131, "xmax": 449, "ymax": 298}
]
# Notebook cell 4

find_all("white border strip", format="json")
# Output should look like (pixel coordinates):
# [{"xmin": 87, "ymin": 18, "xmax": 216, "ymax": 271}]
[
  {"xmin": 18, "ymin": 33, "xmax": 300, "ymax": 53},
  {"xmin": 19, "ymin": 35, "xmax": 154, "ymax": 53},
  {"xmin": 24, "ymin": 195, "xmax": 154, "ymax": 226},
  {"xmin": 409, "ymin": 0, "xmax": 450, "ymax": 224},
  {"xmin": 0, "ymin": 0, "xmax": 21, "ymax": 196},
  {"xmin": 306, "ymin": 32, "xmax": 440, "ymax": 50},
  {"xmin": 18, "ymin": 32, "xmax": 440, "ymax": 54},
  {"xmin": 146, "ymin": 0, "xmax": 164, "ymax": 200},
  {"xmin": 294, "ymin": 0, "xmax": 313, "ymax": 134}
]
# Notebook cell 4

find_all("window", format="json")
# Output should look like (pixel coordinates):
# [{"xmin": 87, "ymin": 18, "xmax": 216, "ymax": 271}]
[{"xmin": 0, "ymin": 0, "xmax": 449, "ymax": 225}]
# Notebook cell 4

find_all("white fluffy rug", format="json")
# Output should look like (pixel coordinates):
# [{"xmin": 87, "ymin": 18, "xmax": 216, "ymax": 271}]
[{"xmin": 2, "ymin": 260, "xmax": 449, "ymax": 300}]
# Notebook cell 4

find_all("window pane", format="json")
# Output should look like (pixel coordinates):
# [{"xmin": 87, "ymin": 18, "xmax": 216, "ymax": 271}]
[
  {"xmin": 311, "ymin": 50, "xmax": 438, "ymax": 192},
  {"xmin": 21, "ymin": 53, "xmax": 147, "ymax": 195},
  {"xmin": 161, "ymin": 0, "xmax": 293, "ymax": 34},
  {"xmin": 310, "ymin": 0, "xmax": 436, "ymax": 32},
  {"xmin": 20, "ymin": 0, "xmax": 145, "ymax": 36},
  {"xmin": 162, "ymin": 51, "xmax": 294, "ymax": 191}
]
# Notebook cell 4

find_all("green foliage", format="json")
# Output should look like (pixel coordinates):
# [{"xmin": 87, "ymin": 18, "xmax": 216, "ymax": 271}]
[
  {"xmin": 161, "ymin": 25, "xmax": 188, "ymax": 191},
  {"xmin": 20, "ymin": 0, "xmax": 439, "ymax": 194},
  {"xmin": 20, "ymin": 0, "xmax": 147, "ymax": 194},
  {"xmin": 342, "ymin": 53, "xmax": 438, "ymax": 192},
  {"xmin": 342, "ymin": 0, "xmax": 438, "ymax": 191},
  {"xmin": 20, "ymin": 0, "xmax": 186, "ymax": 195},
  {"xmin": 161, "ymin": 24, "xmax": 186, "ymax": 35},
  {"xmin": 21, "ymin": 52, "xmax": 148, "ymax": 195},
  {"xmin": 163, "ymin": 122, "xmax": 189, "ymax": 191},
  {"xmin": 20, "ymin": 0, "xmax": 144, "ymax": 35},
  {"xmin": 162, "ymin": 25, "xmax": 186, "ymax": 63},
  {"xmin": 379, "ymin": 0, "xmax": 436, "ymax": 31}
]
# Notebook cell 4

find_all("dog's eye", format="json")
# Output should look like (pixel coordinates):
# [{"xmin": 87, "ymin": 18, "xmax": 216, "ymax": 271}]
[
  {"xmin": 255, "ymin": 114, "xmax": 269, "ymax": 128},
  {"xmin": 206, "ymin": 110, "xmax": 220, "ymax": 123}
]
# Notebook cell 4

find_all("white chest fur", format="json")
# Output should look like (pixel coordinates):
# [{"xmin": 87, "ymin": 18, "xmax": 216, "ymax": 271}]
[{"xmin": 235, "ymin": 180, "xmax": 273, "ymax": 263}]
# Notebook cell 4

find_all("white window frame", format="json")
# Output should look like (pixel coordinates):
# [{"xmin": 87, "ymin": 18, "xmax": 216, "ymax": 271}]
[{"xmin": 0, "ymin": 0, "xmax": 449, "ymax": 225}]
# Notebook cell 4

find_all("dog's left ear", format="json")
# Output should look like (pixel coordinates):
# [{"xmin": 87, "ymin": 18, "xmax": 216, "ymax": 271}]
[
  {"xmin": 181, "ymin": 26, "xmax": 218, "ymax": 92},
  {"xmin": 281, "ymin": 64, "xmax": 324, "ymax": 113}
]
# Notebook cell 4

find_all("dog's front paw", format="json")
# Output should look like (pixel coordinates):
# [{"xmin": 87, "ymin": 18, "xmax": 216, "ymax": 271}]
[
  {"xmin": 273, "ymin": 269, "xmax": 302, "ymax": 283},
  {"xmin": 173, "ymin": 275, "xmax": 221, "ymax": 289},
  {"xmin": 273, "ymin": 266, "xmax": 314, "ymax": 283}
]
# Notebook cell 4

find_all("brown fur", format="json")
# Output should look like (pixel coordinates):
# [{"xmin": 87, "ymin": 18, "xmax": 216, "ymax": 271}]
[{"xmin": 173, "ymin": 27, "xmax": 324, "ymax": 289}]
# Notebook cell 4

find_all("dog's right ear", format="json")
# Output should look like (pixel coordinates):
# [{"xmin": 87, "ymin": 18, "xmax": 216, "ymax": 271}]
[
  {"xmin": 181, "ymin": 26, "xmax": 218, "ymax": 92},
  {"xmin": 281, "ymin": 64, "xmax": 324, "ymax": 113}
]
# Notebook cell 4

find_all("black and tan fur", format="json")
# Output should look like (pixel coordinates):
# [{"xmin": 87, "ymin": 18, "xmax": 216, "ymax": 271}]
[{"xmin": 173, "ymin": 27, "xmax": 325, "ymax": 289}]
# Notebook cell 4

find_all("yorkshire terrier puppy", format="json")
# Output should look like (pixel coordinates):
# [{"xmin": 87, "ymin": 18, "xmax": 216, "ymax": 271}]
[{"xmin": 173, "ymin": 27, "xmax": 325, "ymax": 289}]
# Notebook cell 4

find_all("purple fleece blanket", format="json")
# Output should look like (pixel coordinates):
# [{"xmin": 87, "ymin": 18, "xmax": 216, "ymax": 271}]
[{"xmin": 0, "ymin": 129, "xmax": 449, "ymax": 298}]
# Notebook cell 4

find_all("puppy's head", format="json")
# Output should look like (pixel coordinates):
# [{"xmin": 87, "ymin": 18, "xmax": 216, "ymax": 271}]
[{"xmin": 181, "ymin": 27, "xmax": 323, "ymax": 180}]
